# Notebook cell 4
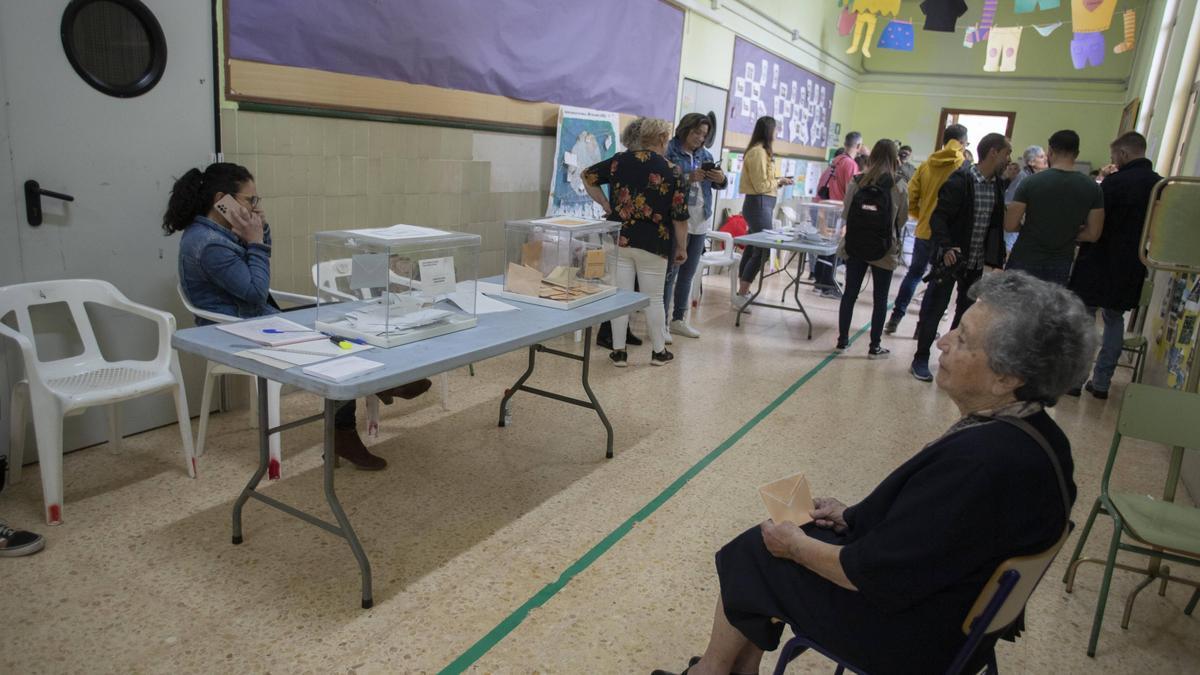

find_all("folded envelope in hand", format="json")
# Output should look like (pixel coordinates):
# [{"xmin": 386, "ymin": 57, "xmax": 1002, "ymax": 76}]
[{"xmin": 759, "ymin": 472, "xmax": 814, "ymax": 526}]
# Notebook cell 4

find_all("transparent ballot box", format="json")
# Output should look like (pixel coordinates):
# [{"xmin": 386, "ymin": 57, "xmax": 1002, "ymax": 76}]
[
  {"xmin": 500, "ymin": 216, "xmax": 620, "ymax": 309},
  {"xmin": 314, "ymin": 225, "xmax": 480, "ymax": 348},
  {"xmin": 788, "ymin": 200, "xmax": 845, "ymax": 247}
]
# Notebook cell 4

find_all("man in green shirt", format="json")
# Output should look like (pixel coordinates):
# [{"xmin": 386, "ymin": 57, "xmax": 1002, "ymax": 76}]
[{"xmin": 1003, "ymin": 129, "xmax": 1104, "ymax": 285}]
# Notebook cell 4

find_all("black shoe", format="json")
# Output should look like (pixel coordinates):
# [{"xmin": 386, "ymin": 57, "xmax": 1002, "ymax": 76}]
[
  {"xmin": 868, "ymin": 345, "xmax": 890, "ymax": 359},
  {"xmin": 650, "ymin": 349, "xmax": 674, "ymax": 366},
  {"xmin": 0, "ymin": 522, "xmax": 45, "ymax": 557},
  {"xmin": 651, "ymin": 656, "xmax": 702, "ymax": 675},
  {"xmin": 1085, "ymin": 381, "xmax": 1109, "ymax": 399},
  {"xmin": 609, "ymin": 350, "xmax": 628, "ymax": 367},
  {"xmin": 834, "ymin": 339, "xmax": 848, "ymax": 352},
  {"xmin": 625, "ymin": 330, "xmax": 643, "ymax": 347},
  {"xmin": 1066, "ymin": 386, "xmax": 1082, "ymax": 397},
  {"xmin": 884, "ymin": 316, "xmax": 900, "ymax": 335}
]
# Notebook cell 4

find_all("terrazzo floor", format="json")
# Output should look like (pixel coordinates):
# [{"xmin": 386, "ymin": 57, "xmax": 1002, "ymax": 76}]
[{"xmin": 3, "ymin": 269, "xmax": 1198, "ymax": 674}]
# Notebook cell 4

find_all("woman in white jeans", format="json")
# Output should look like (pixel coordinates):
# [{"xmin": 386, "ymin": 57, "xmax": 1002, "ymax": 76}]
[{"xmin": 584, "ymin": 117, "xmax": 690, "ymax": 366}]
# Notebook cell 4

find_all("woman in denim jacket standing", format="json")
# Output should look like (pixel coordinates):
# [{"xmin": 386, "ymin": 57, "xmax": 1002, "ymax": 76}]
[
  {"xmin": 163, "ymin": 163, "xmax": 430, "ymax": 470},
  {"xmin": 663, "ymin": 113, "xmax": 728, "ymax": 339}
]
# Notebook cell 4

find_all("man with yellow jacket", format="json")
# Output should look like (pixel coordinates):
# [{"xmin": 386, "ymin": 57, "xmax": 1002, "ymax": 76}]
[{"xmin": 884, "ymin": 124, "xmax": 969, "ymax": 336}]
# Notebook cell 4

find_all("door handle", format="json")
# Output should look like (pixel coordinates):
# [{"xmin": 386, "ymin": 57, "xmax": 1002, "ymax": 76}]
[{"xmin": 24, "ymin": 179, "xmax": 75, "ymax": 226}]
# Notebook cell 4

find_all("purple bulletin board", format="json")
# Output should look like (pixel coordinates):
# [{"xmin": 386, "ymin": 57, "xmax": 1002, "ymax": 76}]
[
  {"xmin": 228, "ymin": 0, "xmax": 683, "ymax": 121},
  {"xmin": 726, "ymin": 38, "xmax": 834, "ymax": 157}
]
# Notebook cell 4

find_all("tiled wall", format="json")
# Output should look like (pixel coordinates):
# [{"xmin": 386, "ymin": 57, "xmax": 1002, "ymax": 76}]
[{"xmin": 219, "ymin": 109, "xmax": 551, "ymax": 294}]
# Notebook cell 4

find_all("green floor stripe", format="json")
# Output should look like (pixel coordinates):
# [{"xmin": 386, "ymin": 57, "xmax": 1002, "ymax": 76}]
[{"xmin": 439, "ymin": 318, "xmax": 876, "ymax": 674}]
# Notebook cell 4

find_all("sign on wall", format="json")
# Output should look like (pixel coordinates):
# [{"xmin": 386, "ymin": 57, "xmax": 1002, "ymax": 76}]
[{"xmin": 725, "ymin": 38, "xmax": 835, "ymax": 158}]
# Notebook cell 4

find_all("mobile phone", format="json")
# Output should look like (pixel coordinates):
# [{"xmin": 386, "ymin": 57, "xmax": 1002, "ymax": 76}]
[
  {"xmin": 701, "ymin": 161, "xmax": 717, "ymax": 171},
  {"xmin": 213, "ymin": 194, "xmax": 247, "ymax": 224}
]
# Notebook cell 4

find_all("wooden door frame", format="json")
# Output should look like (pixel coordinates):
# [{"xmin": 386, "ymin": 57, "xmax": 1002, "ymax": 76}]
[{"xmin": 935, "ymin": 108, "xmax": 1017, "ymax": 145}]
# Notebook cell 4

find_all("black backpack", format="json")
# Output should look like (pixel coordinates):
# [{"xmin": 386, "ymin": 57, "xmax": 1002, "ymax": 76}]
[{"xmin": 844, "ymin": 175, "xmax": 894, "ymax": 261}]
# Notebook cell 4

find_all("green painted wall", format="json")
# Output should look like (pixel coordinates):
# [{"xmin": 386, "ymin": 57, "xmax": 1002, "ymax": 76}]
[{"xmin": 860, "ymin": 0, "xmax": 1147, "ymax": 82}]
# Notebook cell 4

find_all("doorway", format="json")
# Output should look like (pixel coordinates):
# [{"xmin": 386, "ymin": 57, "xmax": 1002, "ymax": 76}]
[{"xmin": 0, "ymin": 0, "xmax": 215, "ymax": 459}]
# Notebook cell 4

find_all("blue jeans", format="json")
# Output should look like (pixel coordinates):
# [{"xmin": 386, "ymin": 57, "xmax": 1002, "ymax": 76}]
[
  {"xmin": 1006, "ymin": 258, "xmax": 1073, "ymax": 286},
  {"xmin": 663, "ymin": 233, "xmax": 708, "ymax": 321},
  {"xmin": 1090, "ymin": 307, "xmax": 1126, "ymax": 391},
  {"xmin": 890, "ymin": 237, "xmax": 932, "ymax": 319}
]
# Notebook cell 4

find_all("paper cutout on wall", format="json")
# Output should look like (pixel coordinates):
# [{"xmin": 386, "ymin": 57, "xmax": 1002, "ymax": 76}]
[
  {"xmin": 847, "ymin": 12, "xmax": 879, "ymax": 57},
  {"xmin": 964, "ymin": 0, "xmax": 998, "ymax": 46},
  {"xmin": 1114, "ymin": 10, "xmax": 1136, "ymax": 54},
  {"xmin": 1014, "ymin": 0, "xmax": 1061, "ymax": 14},
  {"xmin": 1032, "ymin": 21, "xmax": 1064, "ymax": 36},
  {"xmin": 1071, "ymin": 31, "xmax": 1105, "ymax": 69},
  {"xmin": 1071, "ymin": 0, "xmax": 1117, "ymax": 33},
  {"xmin": 920, "ymin": 0, "xmax": 968, "ymax": 32},
  {"xmin": 838, "ymin": 8, "xmax": 857, "ymax": 36},
  {"xmin": 854, "ymin": 0, "xmax": 902, "ymax": 16},
  {"xmin": 984, "ymin": 26, "xmax": 1023, "ymax": 72},
  {"xmin": 878, "ymin": 19, "xmax": 915, "ymax": 51}
]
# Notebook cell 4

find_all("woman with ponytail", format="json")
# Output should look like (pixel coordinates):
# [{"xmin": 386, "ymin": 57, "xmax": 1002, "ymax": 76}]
[{"xmin": 166, "ymin": 162, "xmax": 430, "ymax": 470}]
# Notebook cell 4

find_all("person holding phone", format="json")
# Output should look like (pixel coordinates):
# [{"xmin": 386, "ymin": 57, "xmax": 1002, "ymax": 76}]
[
  {"xmin": 734, "ymin": 116, "xmax": 795, "ymax": 310},
  {"xmin": 664, "ymin": 112, "xmax": 728, "ymax": 339},
  {"xmin": 163, "ymin": 162, "xmax": 431, "ymax": 470}
]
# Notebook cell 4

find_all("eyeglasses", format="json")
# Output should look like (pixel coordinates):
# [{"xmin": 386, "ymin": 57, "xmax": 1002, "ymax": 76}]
[{"xmin": 235, "ymin": 193, "xmax": 261, "ymax": 208}]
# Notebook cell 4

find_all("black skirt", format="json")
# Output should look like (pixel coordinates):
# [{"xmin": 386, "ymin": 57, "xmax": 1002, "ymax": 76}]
[{"xmin": 715, "ymin": 525, "xmax": 996, "ymax": 675}]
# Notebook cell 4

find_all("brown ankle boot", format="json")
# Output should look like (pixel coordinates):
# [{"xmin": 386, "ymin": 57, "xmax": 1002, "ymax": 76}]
[
  {"xmin": 375, "ymin": 378, "xmax": 433, "ymax": 405},
  {"xmin": 333, "ymin": 429, "xmax": 387, "ymax": 470}
]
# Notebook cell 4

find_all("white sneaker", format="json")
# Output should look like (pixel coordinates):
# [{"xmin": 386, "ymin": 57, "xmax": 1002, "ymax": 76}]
[
  {"xmin": 732, "ymin": 294, "xmax": 752, "ymax": 314},
  {"xmin": 669, "ymin": 319, "xmax": 701, "ymax": 338}
]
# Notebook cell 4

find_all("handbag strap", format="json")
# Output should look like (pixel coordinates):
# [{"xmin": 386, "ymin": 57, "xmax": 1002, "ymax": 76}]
[{"xmin": 990, "ymin": 415, "xmax": 1072, "ymax": 527}]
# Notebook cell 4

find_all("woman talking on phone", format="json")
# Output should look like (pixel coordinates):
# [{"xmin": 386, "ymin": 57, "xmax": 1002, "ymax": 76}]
[{"xmin": 163, "ymin": 162, "xmax": 430, "ymax": 470}]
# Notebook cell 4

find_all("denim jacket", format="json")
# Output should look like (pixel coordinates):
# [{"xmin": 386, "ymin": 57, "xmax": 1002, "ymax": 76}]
[
  {"xmin": 178, "ymin": 215, "xmax": 277, "ymax": 324},
  {"xmin": 665, "ymin": 138, "xmax": 727, "ymax": 221}
]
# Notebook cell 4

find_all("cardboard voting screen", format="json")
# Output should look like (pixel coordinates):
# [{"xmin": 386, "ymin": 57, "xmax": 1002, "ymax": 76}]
[{"xmin": 759, "ymin": 472, "xmax": 814, "ymax": 526}]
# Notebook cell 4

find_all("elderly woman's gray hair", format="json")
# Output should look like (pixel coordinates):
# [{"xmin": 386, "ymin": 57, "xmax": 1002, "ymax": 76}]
[
  {"xmin": 969, "ymin": 271, "xmax": 1097, "ymax": 405},
  {"xmin": 621, "ymin": 118, "xmax": 645, "ymax": 151},
  {"xmin": 1022, "ymin": 145, "xmax": 1045, "ymax": 166}
]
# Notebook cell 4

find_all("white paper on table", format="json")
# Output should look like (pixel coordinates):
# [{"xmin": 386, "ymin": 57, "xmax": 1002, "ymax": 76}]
[
  {"xmin": 418, "ymin": 256, "xmax": 456, "ymax": 294},
  {"xmin": 272, "ymin": 340, "xmax": 373, "ymax": 357},
  {"xmin": 448, "ymin": 288, "xmax": 518, "ymax": 314},
  {"xmin": 302, "ymin": 356, "xmax": 384, "ymax": 382},
  {"xmin": 343, "ymin": 224, "xmax": 449, "ymax": 241},
  {"xmin": 245, "ymin": 348, "xmax": 332, "ymax": 366},
  {"xmin": 215, "ymin": 316, "xmax": 324, "ymax": 347},
  {"xmin": 351, "ymin": 252, "xmax": 388, "ymax": 290},
  {"xmin": 477, "ymin": 281, "xmax": 505, "ymax": 296},
  {"xmin": 234, "ymin": 350, "xmax": 293, "ymax": 370}
]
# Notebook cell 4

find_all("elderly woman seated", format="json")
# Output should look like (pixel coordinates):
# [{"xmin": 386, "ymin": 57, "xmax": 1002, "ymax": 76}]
[{"xmin": 653, "ymin": 272, "xmax": 1095, "ymax": 675}]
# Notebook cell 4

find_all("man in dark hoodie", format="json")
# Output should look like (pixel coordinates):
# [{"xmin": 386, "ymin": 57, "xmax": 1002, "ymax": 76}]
[{"xmin": 1067, "ymin": 131, "xmax": 1162, "ymax": 399}]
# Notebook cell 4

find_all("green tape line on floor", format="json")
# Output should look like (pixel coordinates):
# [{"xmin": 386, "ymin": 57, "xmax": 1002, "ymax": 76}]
[{"xmin": 439, "ymin": 318, "xmax": 877, "ymax": 674}]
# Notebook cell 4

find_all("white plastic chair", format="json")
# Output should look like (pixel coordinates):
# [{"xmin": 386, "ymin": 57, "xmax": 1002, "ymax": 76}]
[
  {"xmin": 690, "ymin": 230, "xmax": 742, "ymax": 307},
  {"xmin": 2, "ymin": 279, "xmax": 195, "ymax": 525},
  {"xmin": 312, "ymin": 261, "xmax": 455, "ymax": 410}
]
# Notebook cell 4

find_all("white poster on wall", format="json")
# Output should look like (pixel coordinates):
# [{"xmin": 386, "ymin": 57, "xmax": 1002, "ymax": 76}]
[{"xmin": 546, "ymin": 106, "xmax": 620, "ymax": 219}]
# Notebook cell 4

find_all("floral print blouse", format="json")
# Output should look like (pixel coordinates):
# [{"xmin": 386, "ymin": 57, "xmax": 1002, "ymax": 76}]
[{"xmin": 583, "ymin": 150, "xmax": 690, "ymax": 257}]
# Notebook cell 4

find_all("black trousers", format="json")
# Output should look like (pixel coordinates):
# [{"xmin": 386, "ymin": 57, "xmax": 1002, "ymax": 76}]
[
  {"xmin": 838, "ymin": 258, "xmax": 893, "ymax": 347},
  {"xmin": 913, "ymin": 267, "xmax": 983, "ymax": 361},
  {"xmin": 334, "ymin": 400, "xmax": 357, "ymax": 430}
]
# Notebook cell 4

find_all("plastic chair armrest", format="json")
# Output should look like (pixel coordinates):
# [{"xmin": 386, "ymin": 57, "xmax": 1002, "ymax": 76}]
[
  {"xmin": 271, "ymin": 289, "xmax": 318, "ymax": 306},
  {"xmin": 0, "ymin": 323, "xmax": 46, "ymax": 388},
  {"xmin": 108, "ymin": 297, "xmax": 176, "ymax": 367}
]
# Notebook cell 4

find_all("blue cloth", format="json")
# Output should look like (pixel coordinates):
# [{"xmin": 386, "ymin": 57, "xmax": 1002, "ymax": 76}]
[
  {"xmin": 663, "ymin": 233, "xmax": 708, "ymax": 321},
  {"xmin": 665, "ymin": 138, "xmax": 724, "ymax": 221},
  {"xmin": 891, "ymin": 237, "xmax": 933, "ymax": 319},
  {"xmin": 877, "ymin": 20, "xmax": 915, "ymax": 51},
  {"xmin": 178, "ymin": 215, "xmax": 276, "ymax": 324},
  {"xmin": 738, "ymin": 195, "xmax": 776, "ymax": 283},
  {"xmin": 1089, "ymin": 306, "xmax": 1126, "ymax": 391}
]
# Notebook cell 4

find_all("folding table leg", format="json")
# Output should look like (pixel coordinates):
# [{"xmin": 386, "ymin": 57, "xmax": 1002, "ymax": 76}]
[
  {"xmin": 322, "ymin": 399, "xmax": 373, "ymax": 609},
  {"xmin": 232, "ymin": 376, "xmax": 272, "ymax": 545}
]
